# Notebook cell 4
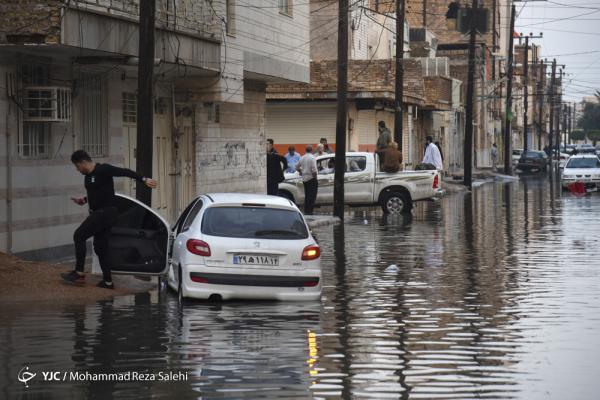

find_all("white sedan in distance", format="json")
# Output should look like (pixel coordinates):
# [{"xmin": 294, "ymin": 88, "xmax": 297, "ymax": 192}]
[{"xmin": 561, "ymin": 155, "xmax": 600, "ymax": 192}]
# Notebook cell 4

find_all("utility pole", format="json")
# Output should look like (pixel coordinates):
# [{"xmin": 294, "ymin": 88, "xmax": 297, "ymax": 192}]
[
  {"xmin": 503, "ymin": 4, "xmax": 516, "ymax": 176},
  {"xmin": 463, "ymin": 0, "xmax": 479, "ymax": 188},
  {"xmin": 333, "ymin": 0, "xmax": 348, "ymax": 220},
  {"xmin": 548, "ymin": 58, "xmax": 556, "ymax": 159},
  {"xmin": 523, "ymin": 36, "xmax": 530, "ymax": 152},
  {"xmin": 537, "ymin": 59, "xmax": 544, "ymax": 150},
  {"xmin": 563, "ymin": 103, "xmax": 568, "ymax": 149},
  {"xmin": 394, "ymin": 0, "xmax": 405, "ymax": 150},
  {"xmin": 136, "ymin": 0, "xmax": 155, "ymax": 205},
  {"xmin": 555, "ymin": 68, "xmax": 564, "ymax": 157}
]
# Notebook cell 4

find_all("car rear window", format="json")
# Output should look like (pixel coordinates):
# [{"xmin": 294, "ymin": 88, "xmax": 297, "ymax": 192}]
[
  {"xmin": 201, "ymin": 207, "xmax": 309, "ymax": 239},
  {"xmin": 523, "ymin": 151, "xmax": 543, "ymax": 158},
  {"xmin": 566, "ymin": 158, "xmax": 600, "ymax": 169}
]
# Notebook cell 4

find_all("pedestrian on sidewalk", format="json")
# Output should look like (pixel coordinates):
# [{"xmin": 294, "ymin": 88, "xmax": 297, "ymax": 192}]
[
  {"xmin": 296, "ymin": 145, "xmax": 318, "ymax": 215},
  {"xmin": 422, "ymin": 135, "xmax": 443, "ymax": 170},
  {"xmin": 266, "ymin": 139, "xmax": 288, "ymax": 196},
  {"xmin": 62, "ymin": 150, "xmax": 157, "ymax": 289},
  {"xmin": 491, "ymin": 143, "xmax": 498, "ymax": 171},
  {"xmin": 382, "ymin": 142, "xmax": 403, "ymax": 173}
]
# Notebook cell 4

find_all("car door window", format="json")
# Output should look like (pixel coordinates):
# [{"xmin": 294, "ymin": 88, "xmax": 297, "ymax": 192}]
[
  {"xmin": 173, "ymin": 198, "xmax": 200, "ymax": 234},
  {"xmin": 346, "ymin": 156, "xmax": 366, "ymax": 172},
  {"xmin": 180, "ymin": 200, "xmax": 204, "ymax": 233},
  {"xmin": 317, "ymin": 157, "xmax": 335, "ymax": 174}
]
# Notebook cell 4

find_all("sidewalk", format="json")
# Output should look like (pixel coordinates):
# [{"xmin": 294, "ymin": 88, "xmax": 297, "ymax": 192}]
[
  {"xmin": 444, "ymin": 167, "xmax": 519, "ymax": 191},
  {"xmin": 304, "ymin": 215, "xmax": 341, "ymax": 228}
]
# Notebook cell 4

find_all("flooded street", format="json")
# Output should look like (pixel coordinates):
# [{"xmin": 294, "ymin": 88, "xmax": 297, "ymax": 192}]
[{"xmin": 2, "ymin": 174, "xmax": 600, "ymax": 399}]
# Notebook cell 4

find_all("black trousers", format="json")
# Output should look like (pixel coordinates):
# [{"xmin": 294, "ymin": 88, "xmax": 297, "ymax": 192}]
[
  {"xmin": 74, "ymin": 207, "xmax": 117, "ymax": 282},
  {"xmin": 267, "ymin": 180, "xmax": 280, "ymax": 196},
  {"xmin": 303, "ymin": 178, "xmax": 318, "ymax": 215}
]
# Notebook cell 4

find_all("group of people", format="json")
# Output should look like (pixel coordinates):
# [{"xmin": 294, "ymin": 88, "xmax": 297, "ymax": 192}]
[
  {"xmin": 267, "ymin": 123, "xmax": 448, "ymax": 214},
  {"xmin": 267, "ymin": 138, "xmax": 321, "ymax": 214}
]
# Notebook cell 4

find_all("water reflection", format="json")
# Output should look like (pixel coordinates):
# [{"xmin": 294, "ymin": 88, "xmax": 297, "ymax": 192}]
[{"xmin": 2, "ymin": 178, "xmax": 600, "ymax": 399}]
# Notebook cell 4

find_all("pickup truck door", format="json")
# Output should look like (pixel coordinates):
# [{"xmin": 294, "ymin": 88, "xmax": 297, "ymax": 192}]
[
  {"xmin": 316, "ymin": 156, "xmax": 335, "ymax": 204},
  {"xmin": 345, "ymin": 155, "xmax": 372, "ymax": 203}
]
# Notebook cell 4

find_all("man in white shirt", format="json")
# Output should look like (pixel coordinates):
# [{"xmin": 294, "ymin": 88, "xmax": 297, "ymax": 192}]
[
  {"xmin": 422, "ymin": 135, "xmax": 443, "ymax": 170},
  {"xmin": 296, "ymin": 145, "xmax": 318, "ymax": 215}
]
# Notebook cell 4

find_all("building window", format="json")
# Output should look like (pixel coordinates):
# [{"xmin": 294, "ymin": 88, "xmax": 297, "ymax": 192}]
[
  {"xmin": 122, "ymin": 92, "xmax": 137, "ymax": 124},
  {"xmin": 18, "ymin": 122, "xmax": 51, "ymax": 159},
  {"xmin": 278, "ymin": 0, "xmax": 292, "ymax": 16},
  {"xmin": 226, "ymin": 0, "xmax": 236, "ymax": 35},
  {"xmin": 80, "ymin": 75, "xmax": 108, "ymax": 157}
]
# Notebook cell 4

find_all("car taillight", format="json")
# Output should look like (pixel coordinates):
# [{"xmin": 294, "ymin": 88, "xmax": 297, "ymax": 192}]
[
  {"xmin": 190, "ymin": 275, "xmax": 209, "ymax": 283},
  {"xmin": 303, "ymin": 278, "xmax": 320, "ymax": 287},
  {"xmin": 186, "ymin": 239, "xmax": 211, "ymax": 256},
  {"xmin": 433, "ymin": 174, "xmax": 439, "ymax": 189},
  {"xmin": 302, "ymin": 245, "xmax": 320, "ymax": 260}
]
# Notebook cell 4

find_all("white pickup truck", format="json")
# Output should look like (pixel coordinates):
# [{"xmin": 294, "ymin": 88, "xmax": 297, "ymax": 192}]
[{"xmin": 278, "ymin": 152, "xmax": 441, "ymax": 214}]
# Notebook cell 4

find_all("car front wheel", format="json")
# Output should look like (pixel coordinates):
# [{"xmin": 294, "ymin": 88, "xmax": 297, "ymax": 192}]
[{"xmin": 381, "ymin": 192, "xmax": 412, "ymax": 214}]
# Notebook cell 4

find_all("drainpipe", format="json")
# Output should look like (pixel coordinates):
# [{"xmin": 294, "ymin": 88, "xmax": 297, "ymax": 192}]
[{"xmin": 6, "ymin": 100, "xmax": 13, "ymax": 253}]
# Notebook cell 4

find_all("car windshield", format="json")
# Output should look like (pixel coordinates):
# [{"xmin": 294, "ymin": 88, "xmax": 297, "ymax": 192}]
[
  {"xmin": 565, "ymin": 157, "xmax": 600, "ymax": 169},
  {"xmin": 201, "ymin": 206, "xmax": 309, "ymax": 239},
  {"xmin": 512, "ymin": 150, "xmax": 522, "ymax": 155}
]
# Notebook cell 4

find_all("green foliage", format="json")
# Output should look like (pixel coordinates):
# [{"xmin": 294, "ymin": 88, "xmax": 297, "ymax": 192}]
[
  {"xmin": 578, "ymin": 98, "xmax": 600, "ymax": 132},
  {"xmin": 570, "ymin": 130, "xmax": 586, "ymax": 141},
  {"xmin": 587, "ymin": 130, "xmax": 600, "ymax": 143}
]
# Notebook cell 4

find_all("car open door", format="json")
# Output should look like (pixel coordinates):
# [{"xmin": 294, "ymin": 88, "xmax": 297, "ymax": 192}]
[{"xmin": 103, "ymin": 194, "xmax": 171, "ymax": 276}]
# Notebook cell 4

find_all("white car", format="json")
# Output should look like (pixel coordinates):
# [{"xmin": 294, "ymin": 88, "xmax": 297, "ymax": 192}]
[
  {"xmin": 561, "ymin": 155, "xmax": 600, "ymax": 191},
  {"xmin": 103, "ymin": 193, "xmax": 321, "ymax": 302},
  {"xmin": 512, "ymin": 149, "xmax": 523, "ymax": 167}
]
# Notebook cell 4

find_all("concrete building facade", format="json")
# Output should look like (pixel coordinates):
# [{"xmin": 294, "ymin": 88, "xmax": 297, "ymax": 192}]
[{"xmin": 0, "ymin": 0, "xmax": 309, "ymax": 258}]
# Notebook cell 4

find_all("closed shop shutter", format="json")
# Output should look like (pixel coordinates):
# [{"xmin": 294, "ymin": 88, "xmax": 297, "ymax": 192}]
[
  {"xmin": 266, "ymin": 102, "xmax": 337, "ymax": 148},
  {"xmin": 356, "ymin": 110, "xmax": 377, "ymax": 147}
]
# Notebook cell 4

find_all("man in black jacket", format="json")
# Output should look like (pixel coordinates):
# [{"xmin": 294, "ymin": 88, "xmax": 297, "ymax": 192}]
[
  {"xmin": 266, "ymin": 139, "xmax": 288, "ymax": 196},
  {"xmin": 61, "ymin": 150, "xmax": 157, "ymax": 289}
]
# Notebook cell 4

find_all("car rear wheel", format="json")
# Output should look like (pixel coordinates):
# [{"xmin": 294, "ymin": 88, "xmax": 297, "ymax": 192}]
[{"xmin": 381, "ymin": 192, "xmax": 412, "ymax": 214}]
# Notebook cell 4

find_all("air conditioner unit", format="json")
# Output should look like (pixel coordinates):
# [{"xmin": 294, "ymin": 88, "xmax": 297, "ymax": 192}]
[{"xmin": 23, "ymin": 86, "xmax": 72, "ymax": 122}]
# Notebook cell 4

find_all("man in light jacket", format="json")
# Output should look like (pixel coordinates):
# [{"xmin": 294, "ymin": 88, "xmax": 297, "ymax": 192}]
[{"xmin": 296, "ymin": 145, "xmax": 318, "ymax": 215}]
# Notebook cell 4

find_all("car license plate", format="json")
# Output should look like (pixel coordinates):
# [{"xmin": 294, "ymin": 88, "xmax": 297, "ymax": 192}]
[{"xmin": 233, "ymin": 254, "xmax": 279, "ymax": 266}]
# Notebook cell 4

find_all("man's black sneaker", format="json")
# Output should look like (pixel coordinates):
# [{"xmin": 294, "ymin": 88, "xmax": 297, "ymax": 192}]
[
  {"xmin": 61, "ymin": 270, "xmax": 85, "ymax": 284},
  {"xmin": 96, "ymin": 281, "xmax": 114, "ymax": 289}
]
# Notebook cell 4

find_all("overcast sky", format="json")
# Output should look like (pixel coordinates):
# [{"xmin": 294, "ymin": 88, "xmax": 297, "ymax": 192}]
[{"xmin": 514, "ymin": 0, "xmax": 600, "ymax": 102}]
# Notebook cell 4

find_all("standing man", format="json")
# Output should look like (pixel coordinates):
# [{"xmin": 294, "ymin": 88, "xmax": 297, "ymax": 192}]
[
  {"xmin": 284, "ymin": 145, "xmax": 301, "ymax": 173},
  {"xmin": 491, "ymin": 143, "xmax": 498, "ymax": 171},
  {"xmin": 61, "ymin": 150, "xmax": 157, "ymax": 289},
  {"xmin": 376, "ymin": 121, "xmax": 392, "ymax": 151},
  {"xmin": 266, "ymin": 138, "xmax": 288, "ymax": 196},
  {"xmin": 320, "ymin": 138, "xmax": 333, "ymax": 154},
  {"xmin": 296, "ymin": 145, "xmax": 318, "ymax": 215},
  {"xmin": 422, "ymin": 135, "xmax": 444, "ymax": 170}
]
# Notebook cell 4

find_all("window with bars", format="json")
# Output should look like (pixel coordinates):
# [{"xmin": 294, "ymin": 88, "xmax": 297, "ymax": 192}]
[
  {"xmin": 278, "ymin": 0, "xmax": 292, "ymax": 16},
  {"xmin": 19, "ymin": 122, "xmax": 51, "ymax": 159},
  {"xmin": 122, "ymin": 92, "xmax": 137, "ymax": 124},
  {"xmin": 79, "ymin": 75, "xmax": 108, "ymax": 157}
]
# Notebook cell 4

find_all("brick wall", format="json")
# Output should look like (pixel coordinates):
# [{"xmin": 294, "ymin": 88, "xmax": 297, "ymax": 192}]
[
  {"xmin": 424, "ymin": 76, "xmax": 453, "ymax": 110},
  {"xmin": 0, "ymin": 0, "xmax": 62, "ymax": 44},
  {"xmin": 268, "ymin": 59, "xmax": 425, "ymax": 105}
]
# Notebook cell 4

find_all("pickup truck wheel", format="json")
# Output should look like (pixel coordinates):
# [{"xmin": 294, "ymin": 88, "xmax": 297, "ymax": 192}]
[{"xmin": 382, "ymin": 192, "xmax": 412, "ymax": 214}]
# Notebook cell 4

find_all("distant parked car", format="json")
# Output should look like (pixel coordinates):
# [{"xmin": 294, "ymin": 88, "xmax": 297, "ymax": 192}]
[
  {"xmin": 517, "ymin": 151, "xmax": 549, "ymax": 172},
  {"xmin": 577, "ymin": 144, "xmax": 597, "ymax": 155},
  {"xmin": 561, "ymin": 155, "xmax": 600, "ymax": 192}
]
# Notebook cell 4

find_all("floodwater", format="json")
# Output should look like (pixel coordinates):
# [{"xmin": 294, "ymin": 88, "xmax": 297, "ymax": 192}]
[{"xmin": 2, "ymin": 172, "xmax": 600, "ymax": 399}]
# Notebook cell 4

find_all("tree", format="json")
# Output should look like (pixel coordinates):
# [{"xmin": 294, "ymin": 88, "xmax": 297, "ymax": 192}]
[
  {"xmin": 570, "ymin": 130, "xmax": 586, "ymax": 141},
  {"xmin": 588, "ymin": 130, "xmax": 600, "ymax": 145},
  {"xmin": 577, "ymin": 91, "xmax": 600, "ymax": 132}
]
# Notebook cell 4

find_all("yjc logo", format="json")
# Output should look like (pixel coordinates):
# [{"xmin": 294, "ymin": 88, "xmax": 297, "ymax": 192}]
[{"xmin": 17, "ymin": 366, "xmax": 36, "ymax": 388}]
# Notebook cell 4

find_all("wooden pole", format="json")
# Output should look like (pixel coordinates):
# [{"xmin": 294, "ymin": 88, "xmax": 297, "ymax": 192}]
[{"xmin": 333, "ymin": 0, "xmax": 348, "ymax": 220}]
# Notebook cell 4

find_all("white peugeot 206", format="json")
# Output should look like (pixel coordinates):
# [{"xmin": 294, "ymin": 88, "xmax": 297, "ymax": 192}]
[{"xmin": 99, "ymin": 193, "xmax": 321, "ymax": 302}]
